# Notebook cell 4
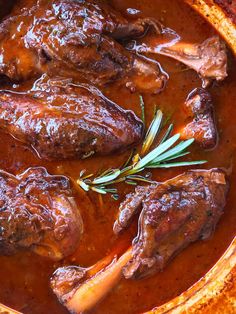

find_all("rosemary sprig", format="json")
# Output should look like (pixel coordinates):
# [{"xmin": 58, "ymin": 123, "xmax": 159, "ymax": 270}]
[{"xmin": 77, "ymin": 106, "xmax": 207, "ymax": 196}]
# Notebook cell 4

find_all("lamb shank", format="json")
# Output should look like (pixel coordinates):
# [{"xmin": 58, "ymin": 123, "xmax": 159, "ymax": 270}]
[
  {"xmin": 0, "ymin": 0, "xmax": 167, "ymax": 93},
  {"xmin": 114, "ymin": 168, "xmax": 228, "ymax": 279},
  {"xmin": 51, "ymin": 168, "xmax": 228, "ymax": 313},
  {"xmin": 0, "ymin": 77, "xmax": 143, "ymax": 160},
  {"xmin": 0, "ymin": 167, "xmax": 83, "ymax": 260},
  {"xmin": 128, "ymin": 35, "xmax": 227, "ymax": 87}
]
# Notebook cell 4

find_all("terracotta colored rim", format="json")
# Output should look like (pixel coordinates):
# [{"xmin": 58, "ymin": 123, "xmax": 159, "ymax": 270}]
[
  {"xmin": 148, "ymin": 237, "xmax": 236, "ymax": 313},
  {"xmin": 184, "ymin": 0, "xmax": 236, "ymax": 56},
  {"xmin": 0, "ymin": 303, "xmax": 22, "ymax": 314}
]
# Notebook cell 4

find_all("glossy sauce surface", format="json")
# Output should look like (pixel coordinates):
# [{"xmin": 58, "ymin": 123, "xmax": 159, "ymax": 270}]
[{"xmin": 0, "ymin": 1, "xmax": 236, "ymax": 313}]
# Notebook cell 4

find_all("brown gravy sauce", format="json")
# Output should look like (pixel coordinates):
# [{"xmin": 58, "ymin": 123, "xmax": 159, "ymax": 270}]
[{"xmin": 0, "ymin": 1, "xmax": 235, "ymax": 313}]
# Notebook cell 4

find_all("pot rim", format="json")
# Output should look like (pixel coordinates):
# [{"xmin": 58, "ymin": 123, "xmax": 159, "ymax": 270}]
[{"xmin": 149, "ymin": 236, "xmax": 236, "ymax": 313}]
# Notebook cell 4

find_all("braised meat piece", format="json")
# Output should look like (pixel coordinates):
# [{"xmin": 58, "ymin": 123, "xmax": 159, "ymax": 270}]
[
  {"xmin": 50, "ymin": 168, "xmax": 228, "ymax": 313},
  {"xmin": 128, "ymin": 36, "xmax": 227, "ymax": 87},
  {"xmin": 0, "ymin": 167, "xmax": 83, "ymax": 260},
  {"xmin": 0, "ymin": 1, "xmax": 14, "ymax": 20},
  {"xmin": 114, "ymin": 169, "xmax": 228, "ymax": 279},
  {"xmin": 180, "ymin": 88, "xmax": 218, "ymax": 150},
  {"xmin": 113, "ymin": 185, "xmax": 154, "ymax": 234},
  {"xmin": 156, "ymin": 37, "xmax": 227, "ymax": 87},
  {"xmin": 0, "ymin": 0, "xmax": 167, "ymax": 93},
  {"xmin": 0, "ymin": 78, "xmax": 143, "ymax": 160}
]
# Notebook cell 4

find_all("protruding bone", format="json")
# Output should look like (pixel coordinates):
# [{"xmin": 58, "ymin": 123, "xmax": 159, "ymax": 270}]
[
  {"xmin": 129, "ymin": 36, "xmax": 227, "ymax": 87},
  {"xmin": 51, "ymin": 248, "xmax": 132, "ymax": 314}
]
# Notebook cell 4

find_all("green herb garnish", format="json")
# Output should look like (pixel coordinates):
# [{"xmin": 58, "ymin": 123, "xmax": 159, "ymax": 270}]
[{"xmin": 77, "ymin": 103, "xmax": 206, "ymax": 196}]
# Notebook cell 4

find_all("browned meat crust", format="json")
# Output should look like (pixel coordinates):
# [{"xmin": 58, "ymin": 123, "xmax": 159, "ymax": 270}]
[
  {"xmin": 113, "ymin": 185, "xmax": 154, "ymax": 234},
  {"xmin": 181, "ymin": 88, "xmax": 218, "ymax": 150},
  {"xmin": 114, "ymin": 169, "xmax": 228, "ymax": 279},
  {"xmin": 0, "ymin": 78, "xmax": 143, "ymax": 160},
  {"xmin": 0, "ymin": 167, "xmax": 83, "ymax": 260},
  {"xmin": 0, "ymin": 1, "xmax": 14, "ymax": 20},
  {"xmin": 0, "ymin": 0, "xmax": 167, "ymax": 93}
]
